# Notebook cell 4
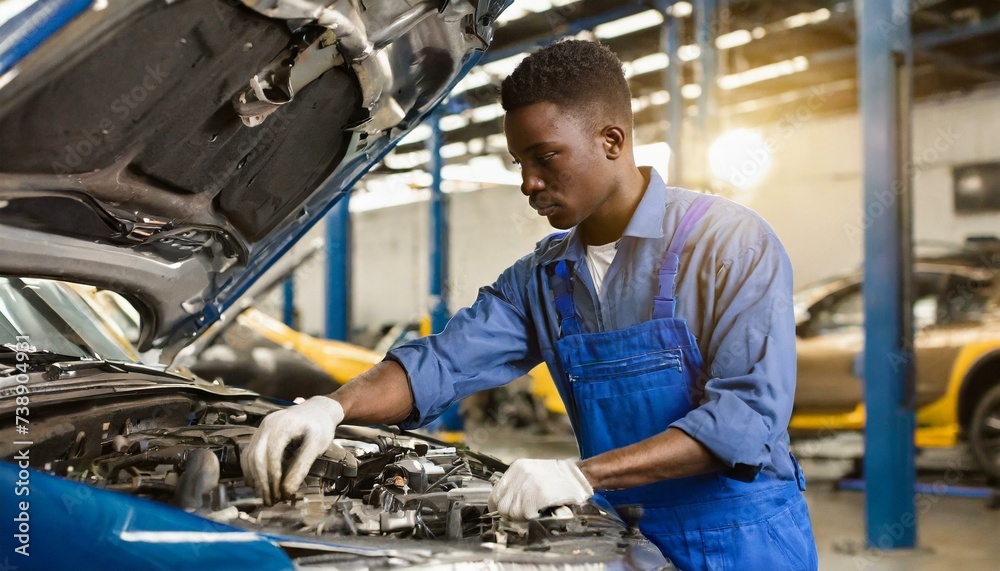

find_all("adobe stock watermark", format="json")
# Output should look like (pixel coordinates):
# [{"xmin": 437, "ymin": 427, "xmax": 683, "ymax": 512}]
[
  {"xmin": 50, "ymin": 63, "xmax": 170, "ymax": 174},
  {"xmin": 9, "ymin": 335, "xmax": 33, "ymax": 559},
  {"xmin": 842, "ymin": 125, "xmax": 962, "ymax": 245}
]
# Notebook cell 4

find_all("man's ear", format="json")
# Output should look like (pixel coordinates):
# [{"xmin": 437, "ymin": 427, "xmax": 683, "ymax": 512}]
[{"xmin": 602, "ymin": 125, "xmax": 626, "ymax": 160}]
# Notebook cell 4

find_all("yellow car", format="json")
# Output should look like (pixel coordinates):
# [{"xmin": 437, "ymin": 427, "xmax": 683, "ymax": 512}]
[{"xmin": 789, "ymin": 257, "xmax": 1000, "ymax": 476}]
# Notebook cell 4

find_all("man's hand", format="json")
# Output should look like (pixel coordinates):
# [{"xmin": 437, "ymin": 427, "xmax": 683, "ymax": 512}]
[
  {"xmin": 488, "ymin": 459, "xmax": 594, "ymax": 520},
  {"xmin": 241, "ymin": 396, "xmax": 344, "ymax": 505}
]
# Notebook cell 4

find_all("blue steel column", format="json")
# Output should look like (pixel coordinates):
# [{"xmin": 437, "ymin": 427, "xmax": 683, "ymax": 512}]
[
  {"xmin": 426, "ymin": 108, "xmax": 450, "ymax": 335},
  {"xmin": 325, "ymin": 193, "xmax": 352, "ymax": 341},
  {"xmin": 695, "ymin": 0, "xmax": 718, "ymax": 139},
  {"xmin": 858, "ymin": 0, "xmax": 916, "ymax": 550},
  {"xmin": 282, "ymin": 277, "xmax": 295, "ymax": 328},
  {"xmin": 426, "ymin": 106, "xmax": 461, "ymax": 431},
  {"xmin": 659, "ymin": 0, "xmax": 684, "ymax": 186}
]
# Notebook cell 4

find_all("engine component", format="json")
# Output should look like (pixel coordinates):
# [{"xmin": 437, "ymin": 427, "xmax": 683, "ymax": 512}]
[{"xmin": 174, "ymin": 448, "xmax": 220, "ymax": 511}]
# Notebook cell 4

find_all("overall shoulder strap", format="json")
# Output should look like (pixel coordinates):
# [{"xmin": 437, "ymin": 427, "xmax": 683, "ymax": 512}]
[
  {"xmin": 653, "ymin": 194, "xmax": 717, "ymax": 319},
  {"xmin": 550, "ymin": 260, "xmax": 583, "ymax": 337}
]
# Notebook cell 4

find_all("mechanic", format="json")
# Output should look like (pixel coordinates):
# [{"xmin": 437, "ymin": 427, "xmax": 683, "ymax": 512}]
[{"xmin": 242, "ymin": 40, "xmax": 818, "ymax": 569}]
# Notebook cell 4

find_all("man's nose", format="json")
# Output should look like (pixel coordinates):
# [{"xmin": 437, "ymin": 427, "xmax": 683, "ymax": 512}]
[{"xmin": 520, "ymin": 171, "xmax": 544, "ymax": 196}]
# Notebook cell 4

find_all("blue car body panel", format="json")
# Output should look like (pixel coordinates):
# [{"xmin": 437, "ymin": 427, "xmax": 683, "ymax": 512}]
[{"xmin": 0, "ymin": 462, "xmax": 294, "ymax": 571}]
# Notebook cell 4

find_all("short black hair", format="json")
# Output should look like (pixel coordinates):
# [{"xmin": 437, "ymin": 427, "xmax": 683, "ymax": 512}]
[{"xmin": 500, "ymin": 39, "xmax": 633, "ymax": 130}]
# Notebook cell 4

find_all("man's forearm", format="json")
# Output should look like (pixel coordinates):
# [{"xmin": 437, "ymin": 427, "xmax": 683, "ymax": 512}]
[
  {"xmin": 577, "ymin": 428, "xmax": 723, "ymax": 490},
  {"xmin": 328, "ymin": 360, "xmax": 415, "ymax": 425}
]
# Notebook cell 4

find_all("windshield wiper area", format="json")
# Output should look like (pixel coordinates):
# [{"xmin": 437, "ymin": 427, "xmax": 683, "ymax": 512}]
[
  {"xmin": 0, "ymin": 344, "xmax": 87, "ymax": 371},
  {"xmin": 1, "ymin": 345, "xmax": 167, "ymax": 376}
]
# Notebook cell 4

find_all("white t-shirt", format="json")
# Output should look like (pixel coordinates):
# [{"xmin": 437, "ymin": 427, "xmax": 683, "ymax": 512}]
[{"xmin": 585, "ymin": 240, "xmax": 619, "ymax": 298}]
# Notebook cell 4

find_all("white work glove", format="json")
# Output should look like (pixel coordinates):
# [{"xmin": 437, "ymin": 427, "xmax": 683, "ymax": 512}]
[
  {"xmin": 241, "ymin": 395, "xmax": 344, "ymax": 505},
  {"xmin": 488, "ymin": 458, "xmax": 594, "ymax": 520}
]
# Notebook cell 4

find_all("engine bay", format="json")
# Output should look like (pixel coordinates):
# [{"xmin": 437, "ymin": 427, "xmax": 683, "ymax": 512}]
[{"xmin": 1, "ymin": 380, "xmax": 669, "ymax": 568}]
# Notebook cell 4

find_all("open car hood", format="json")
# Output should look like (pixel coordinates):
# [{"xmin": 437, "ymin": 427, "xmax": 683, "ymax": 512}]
[{"xmin": 0, "ymin": 0, "xmax": 506, "ymax": 358}]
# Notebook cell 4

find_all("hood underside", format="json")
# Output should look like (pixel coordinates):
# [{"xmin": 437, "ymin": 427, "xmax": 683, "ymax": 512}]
[{"xmin": 0, "ymin": 0, "xmax": 503, "ymax": 357}]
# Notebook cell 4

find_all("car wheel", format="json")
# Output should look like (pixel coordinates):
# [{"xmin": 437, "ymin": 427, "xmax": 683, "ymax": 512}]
[{"xmin": 969, "ymin": 383, "xmax": 1000, "ymax": 478}]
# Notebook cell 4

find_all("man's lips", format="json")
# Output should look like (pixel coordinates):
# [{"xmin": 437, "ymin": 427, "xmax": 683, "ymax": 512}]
[
  {"xmin": 530, "ymin": 198, "xmax": 558, "ymax": 216},
  {"xmin": 534, "ymin": 204, "xmax": 557, "ymax": 216}
]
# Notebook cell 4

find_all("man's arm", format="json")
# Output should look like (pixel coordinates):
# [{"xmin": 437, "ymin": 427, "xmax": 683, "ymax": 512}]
[
  {"xmin": 327, "ymin": 360, "xmax": 414, "ymax": 425},
  {"xmin": 578, "ymin": 427, "xmax": 722, "ymax": 490},
  {"xmin": 243, "ymin": 252, "xmax": 543, "ymax": 504}
]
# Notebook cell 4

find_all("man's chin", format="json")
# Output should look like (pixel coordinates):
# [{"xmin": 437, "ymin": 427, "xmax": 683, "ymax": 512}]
[{"xmin": 546, "ymin": 214, "xmax": 576, "ymax": 230}]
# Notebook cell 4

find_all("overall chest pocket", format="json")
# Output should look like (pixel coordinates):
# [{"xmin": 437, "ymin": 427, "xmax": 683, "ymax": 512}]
[{"xmin": 567, "ymin": 349, "xmax": 691, "ymax": 458}]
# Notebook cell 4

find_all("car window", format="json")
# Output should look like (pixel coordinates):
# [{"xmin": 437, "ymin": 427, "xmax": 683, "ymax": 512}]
[
  {"xmin": 0, "ymin": 278, "xmax": 90, "ymax": 358},
  {"xmin": 0, "ymin": 277, "xmax": 139, "ymax": 362},
  {"xmin": 810, "ymin": 286, "xmax": 864, "ymax": 334},
  {"xmin": 806, "ymin": 272, "xmax": 970, "ymax": 334},
  {"xmin": 937, "ymin": 273, "xmax": 995, "ymax": 324}
]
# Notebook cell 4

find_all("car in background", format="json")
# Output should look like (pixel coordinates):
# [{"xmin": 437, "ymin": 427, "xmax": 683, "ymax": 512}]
[
  {"xmin": 790, "ymin": 241, "xmax": 1000, "ymax": 476},
  {"xmin": 0, "ymin": 0, "xmax": 670, "ymax": 569}
]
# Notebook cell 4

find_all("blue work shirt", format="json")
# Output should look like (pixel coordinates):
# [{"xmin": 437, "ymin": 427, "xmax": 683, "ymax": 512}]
[{"xmin": 388, "ymin": 167, "xmax": 799, "ymax": 483}]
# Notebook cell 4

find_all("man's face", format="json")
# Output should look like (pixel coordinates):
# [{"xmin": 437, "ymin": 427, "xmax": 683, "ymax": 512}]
[{"xmin": 504, "ymin": 101, "xmax": 614, "ymax": 230}]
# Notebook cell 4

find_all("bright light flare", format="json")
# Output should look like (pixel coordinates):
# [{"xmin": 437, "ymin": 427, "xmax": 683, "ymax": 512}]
[{"xmin": 709, "ymin": 129, "xmax": 772, "ymax": 189}]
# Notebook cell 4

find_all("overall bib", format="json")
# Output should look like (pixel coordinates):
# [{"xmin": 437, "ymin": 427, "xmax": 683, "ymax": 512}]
[{"xmin": 547, "ymin": 195, "xmax": 818, "ymax": 570}]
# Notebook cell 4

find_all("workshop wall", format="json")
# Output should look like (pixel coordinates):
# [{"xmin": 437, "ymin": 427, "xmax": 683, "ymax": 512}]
[
  {"xmin": 278, "ymin": 88, "xmax": 1000, "ymax": 340},
  {"xmin": 348, "ymin": 187, "xmax": 554, "ymax": 336},
  {"xmin": 740, "ymin": 87, "xmax": 1000, "ymax": 287}
]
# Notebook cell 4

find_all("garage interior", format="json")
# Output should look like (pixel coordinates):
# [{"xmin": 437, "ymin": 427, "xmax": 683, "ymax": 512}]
[
  {"xmin": 250, "ymin": 0, "xmax": 1000, "ymax": 568},
  {"xmin": 3, "ymin": 0, "xmax": 1000, "ymax": 568}
]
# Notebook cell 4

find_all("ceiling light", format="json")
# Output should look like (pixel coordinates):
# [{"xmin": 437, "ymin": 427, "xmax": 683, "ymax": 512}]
[
  {"xmin": 453, "ymin": 70, "xmax": 490, "ymax": 94},
  {"xmin": 467, "ymin": 138, "xmax": 486, "ymax": 154},
  {"xmin": 781, "ymin": 8, "xmax": 831, "ymax": 30},
  {"xmin": 681, "ymin": 84, "xmax": 702, "ymax": 99},
  {"xmin": 471, "ymin": 103, "xmax": 504, "ymax": 123},
  {"xmin": 383, "ymin": 149, "xmax": 430, "ymax": 170},
  {"xmin": 625, "ymin": 53, "xmax": 669, "ymax": 78},
  {"xmin": 496, "ymin": 6, "xmax": 531, "ymax": 24},
  {"xmin": 486, "ymin": 133, "xmax": 508, "ymax": 151},
  {"xmin": 649, "ymin": 90, "xmax": 670, "ymax": 105},
  {"xmin": 670, "ymin": 2, "xmax": 693, "ymax": 18},
  {"xmin": 441, "ymin": 142, "xmax": 468, "ymax": 159},
  {"xmin": 594, "ymin": 10, "xmax": 663, "ymax": 39},
  {"xmin": 716, "ymin": 29, "xmax": 753, "ymax": 49},
  {"xmin": 678, "ymin": 44, "xmax": 701, "ymax": 62},
  {"xmin": 481, "ymin": 53, "xmax": 527, "ymax": 77},
  {"xmin": 717, "ymin": 56, "xmax": 809, "ymax": 90},
  {"xmin": 441, "ymin": 157, "xmax": 522, "ymax": 186},
  {"xmin": 399, "ymin": 124, "xmax": 431, "ymax": 145},
  {"xmin": 439, "ymin": 115, "xmax": 469, "ymax": 132}
]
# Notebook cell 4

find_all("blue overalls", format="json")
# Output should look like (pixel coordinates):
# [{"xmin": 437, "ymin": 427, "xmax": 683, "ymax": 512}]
[{"xmin": 547, "ymin": 195, "xmax": 818, "ymax": 570}]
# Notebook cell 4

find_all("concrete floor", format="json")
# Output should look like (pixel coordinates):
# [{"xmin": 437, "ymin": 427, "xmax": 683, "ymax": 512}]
[{"xmin": 457, "ymin": 426, "xmax": 1000, "ymax": 570}]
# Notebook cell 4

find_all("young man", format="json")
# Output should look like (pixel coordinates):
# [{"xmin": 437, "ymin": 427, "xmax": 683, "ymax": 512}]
[{"xmin": 243, "ymin": 40, "xmax": 818, "ymax": 569}]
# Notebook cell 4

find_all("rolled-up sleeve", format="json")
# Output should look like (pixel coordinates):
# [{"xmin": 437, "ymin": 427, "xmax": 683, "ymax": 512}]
[
  {"xmin": 669, "ymin": 231, "xmax": 796, "ymax": 481},
  {"xmin": 388, "ymin": 256, "xmax": 542, "ymax": 429}
]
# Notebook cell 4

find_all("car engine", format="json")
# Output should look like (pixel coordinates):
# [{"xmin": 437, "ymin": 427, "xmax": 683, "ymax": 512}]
[{"xmin": 1, "ymin": 380, "xmax": 670, "ymax": 569}]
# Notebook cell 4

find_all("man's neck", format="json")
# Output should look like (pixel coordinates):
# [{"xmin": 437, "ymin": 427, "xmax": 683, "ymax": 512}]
[{"xmin": 580, "ymin": 166, "xmax": 650, "ymax": 246}]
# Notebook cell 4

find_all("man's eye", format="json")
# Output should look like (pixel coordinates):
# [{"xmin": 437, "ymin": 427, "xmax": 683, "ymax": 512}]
[{"xmin": 538, "ymin": 153, "xmax": 556, "ymax": 163}]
